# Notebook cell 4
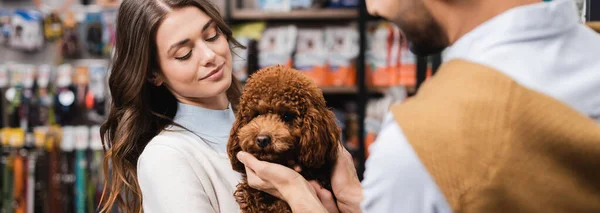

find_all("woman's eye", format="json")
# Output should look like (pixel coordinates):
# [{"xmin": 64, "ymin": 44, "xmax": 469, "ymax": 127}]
[
  {"xmin": 205, "ymin": 25, "xmax": 221, "ymax": 42},
  {"xmin": 174, "ymin": 50, "xmax": 192, "ymax": 60},
  {"xmin": 206, "ymin": 30, "xmax": 220, "ymax": 42}
]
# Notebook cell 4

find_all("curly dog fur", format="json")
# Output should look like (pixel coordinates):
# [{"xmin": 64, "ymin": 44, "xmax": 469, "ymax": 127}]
[{"xmin": 228, "ymin": 65, "xmax": 340, "ymax": 213}]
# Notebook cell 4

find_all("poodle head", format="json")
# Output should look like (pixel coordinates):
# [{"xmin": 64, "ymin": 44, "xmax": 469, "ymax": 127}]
[{"xmin": 228, "ymin": 65, "xmax": 340, "ymax": 174}]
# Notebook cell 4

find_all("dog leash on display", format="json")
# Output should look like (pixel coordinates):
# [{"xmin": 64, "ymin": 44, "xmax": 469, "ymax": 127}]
[
  {"xmin": 74, "ymin": 126, "xmax": 89, "ymax": 213},
  {"xmin": 26, "ymin": 133, "xmax": 36, "ymax": 213},
  {"xmin": 88, "ymin": 125, "xmax": 104, "ymax": 213},
  {"xmin": 33, "ymin": 127, "xmax": 49, "ymax": 213},
  {"xmin": 60, "ymin": 126, "xmax": 76, "ymax": 213},
  {"xmin": 0, "ymin": 64, "xmax": 7, "ymax": 212},
  {"xmin": 12, "ymin": 128, "xmax": 26, "ymax": 213},
  {"xmin": 47, "ymin": 127, "xmax": 62, "ymax": 213},
  {"xmin": 1, "ymin": 131, "xmax": 13, "ymax": 213}
]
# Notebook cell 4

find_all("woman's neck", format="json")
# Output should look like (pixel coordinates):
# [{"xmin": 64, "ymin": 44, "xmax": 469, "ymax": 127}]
[{"xmin": 178, "ymin": 92, "xmax": 229, "ymax": 110}]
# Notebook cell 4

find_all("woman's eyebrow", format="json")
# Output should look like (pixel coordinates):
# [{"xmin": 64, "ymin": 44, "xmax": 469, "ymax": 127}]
[
  {"xmin": 168, "ymin": 38, "xmax": 190, "ymax": 55},
  {"xmin": 202, "ymin": 19, "xmax": 214, "ymax": 32}
]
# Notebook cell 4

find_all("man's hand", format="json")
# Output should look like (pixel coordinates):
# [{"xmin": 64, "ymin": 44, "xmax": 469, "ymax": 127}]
[{"xmin": 330, "ymin": 146, "xmax": 363, "ymax": 213}]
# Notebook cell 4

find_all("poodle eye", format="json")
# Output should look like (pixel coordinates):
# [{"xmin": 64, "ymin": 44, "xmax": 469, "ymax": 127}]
[{"xmin": 281, "ymin": 112, "xmax": 295, "ymax": 123}]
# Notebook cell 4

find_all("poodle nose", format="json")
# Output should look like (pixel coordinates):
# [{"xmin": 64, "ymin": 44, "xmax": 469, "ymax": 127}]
[{"xmin": 256, "ymin": 135, "xmax": 271, "ymax": 148}]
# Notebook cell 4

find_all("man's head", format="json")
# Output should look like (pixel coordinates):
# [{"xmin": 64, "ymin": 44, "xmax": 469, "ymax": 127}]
[{"xmin": 367, "ymin": 0, "xmax": 449, "ymax": 56}]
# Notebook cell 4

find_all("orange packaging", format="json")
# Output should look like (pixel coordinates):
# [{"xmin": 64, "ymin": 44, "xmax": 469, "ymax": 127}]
[
  {"xmin": 398, "ymin": 39, "xmax": 417, "ymax": 87},
  {"xmin": 325, "ymin": 25, "xmax": 359, "ymax": 87},
  {"xmin": 367, "ymin": 22, "xmax": 397, "ymax": 87},
  {"xmin": 294, "ymin": 28, "xmax": 328, "ymax": 86}
]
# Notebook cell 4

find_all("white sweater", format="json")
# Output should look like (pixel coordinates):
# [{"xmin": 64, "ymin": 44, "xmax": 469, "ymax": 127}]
[{"xmin": 137, "ymin": 103, "xmax": 241, "ymax": 213}]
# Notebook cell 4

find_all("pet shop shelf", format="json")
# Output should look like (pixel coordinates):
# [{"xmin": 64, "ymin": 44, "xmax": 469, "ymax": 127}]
[
  {"xmin": 319, "ymin": 86, "xmax": 391, "ymax": 94},
  {"xmin": 230, "ymin": 8, "xmax": 357, "ymax": 20}
]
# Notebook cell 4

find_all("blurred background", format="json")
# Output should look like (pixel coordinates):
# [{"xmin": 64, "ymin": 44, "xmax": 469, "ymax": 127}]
[{"xmin": 0, "ymin": 0, "xmax": 598, "ymax": 212}]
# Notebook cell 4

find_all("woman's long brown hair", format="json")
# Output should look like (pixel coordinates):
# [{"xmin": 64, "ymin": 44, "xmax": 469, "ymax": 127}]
[{"xmin": 99, "ymin": 0, "xmax": 244, "ymax": 212}]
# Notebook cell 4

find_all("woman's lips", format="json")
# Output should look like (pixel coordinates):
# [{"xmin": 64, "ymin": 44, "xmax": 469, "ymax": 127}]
[{"xmin": 200, "ymin": 64, "xmax": 224, "ymax": 80}]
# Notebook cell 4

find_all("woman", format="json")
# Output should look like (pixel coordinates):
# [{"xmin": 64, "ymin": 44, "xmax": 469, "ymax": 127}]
[{"xmin": 99, "ymin": 0, "xmax": 245, "ymax": 212}]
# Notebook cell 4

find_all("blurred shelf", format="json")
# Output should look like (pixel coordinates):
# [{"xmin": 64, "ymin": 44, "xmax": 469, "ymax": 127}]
[
  {"xmin": 230, "ymin": 9, "xmax": 358, "ymax": 20},
  {"xmin": 320, "ymin": 86, "xmax": 358, "ymax": 94},
  {"xmin": 320, "ymin": 86, "xmax": 412, "ymax": 94},
  {"xmin": 587, "ymin": 22, "xmax": 600, "ymax": 33}
]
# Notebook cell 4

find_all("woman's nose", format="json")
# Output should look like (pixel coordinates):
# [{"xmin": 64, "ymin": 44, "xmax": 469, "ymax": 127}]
[{"xmin": 196, "ymin": 41, "xmax": 217, "ymax": 66}]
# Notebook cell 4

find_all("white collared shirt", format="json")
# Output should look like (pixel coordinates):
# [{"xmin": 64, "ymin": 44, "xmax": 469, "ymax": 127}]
[{"xmin": 361, "ymin": 0, "xmax": 600, "ymax": 212}]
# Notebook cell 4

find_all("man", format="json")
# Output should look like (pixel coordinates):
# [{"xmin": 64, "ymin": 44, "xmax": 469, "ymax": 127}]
[{"xmin": 235, "ymin": 0, "xmax": 600, "ymax": 212}]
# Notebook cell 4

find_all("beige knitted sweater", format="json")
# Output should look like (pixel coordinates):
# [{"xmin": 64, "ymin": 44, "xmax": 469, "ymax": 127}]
[{"xmin": 391, "ymin": 60, "xmax": 600, "ymax": 212}]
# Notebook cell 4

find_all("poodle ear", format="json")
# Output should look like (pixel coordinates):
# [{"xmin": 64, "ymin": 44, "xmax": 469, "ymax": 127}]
[
  {"xmin": 228, "ymin": 113, "xmax": 247, "ymax": 174},
  {"xmin": 299, "ymin": 106, "xmax": 340, "ymax": 168}
]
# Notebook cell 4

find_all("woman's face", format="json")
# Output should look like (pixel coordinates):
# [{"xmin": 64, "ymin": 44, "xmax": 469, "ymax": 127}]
[{"xmin": 155, "ymin": 6, "xmax": 232, "ymax": 107}]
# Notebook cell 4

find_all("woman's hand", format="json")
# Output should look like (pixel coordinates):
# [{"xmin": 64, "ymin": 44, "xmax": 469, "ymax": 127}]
[
  {"xmin": 236, "ymin": 151, "xmax": 305, "ymax": 199},
  {"xmin": 236, "ymin": 152, "xmax": 330, "ymax": 213}
]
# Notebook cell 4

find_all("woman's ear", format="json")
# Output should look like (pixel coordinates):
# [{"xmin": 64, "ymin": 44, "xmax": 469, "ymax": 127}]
[{"xmin": 148, "ymin": 72, "xmax": 164, "ymax": 86}]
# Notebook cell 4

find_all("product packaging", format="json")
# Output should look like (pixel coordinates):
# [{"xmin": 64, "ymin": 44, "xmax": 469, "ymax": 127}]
[
  {"xmin": 0, "ymin": 10, "xmax": 11, "ymax": 46},
  {"xmin": 61, "ymin": 12, "xmax": 82, "ymax": 59},
  {"xmin": 84, "ymin": 11, "xmax": 104, "ymax": 56},
  {"xmin": 89, "ymin": 64, "xmax": 107, "ymax": 117},
  {"xmin": 294, "ymin": 28, "xmax": 328, "ymax": 86},
  {"xmin": 232, "ymin": 22, "xmax": 266, "ymax": 82},
  {"xmin": 325, "ymin": 25, "xmax": 359, "ymax": 87},
  {"xmin": 366, "ymin": 21, "xmax": 397, "ymax": 87},
  {"xmin": 398, "ymin": 37, "xmax": 417, "ymax": 87},
  {"xmin": 101, "ymin": 10, "xmax": 117, "ymax": 57},
  {"xmin": 259, "ymin": 25, "xmax": 297, "ymax": 69},
  {"xmin": 43, "ymin": 13, "xmax": 63, "ymax": 41},
  {"xmin": 257, "ymin": 0, "xmax": 291, "ymax": 12},
  {"xmin": 9, "ymin": 9, "xmax": 44, "ymax": 52}
]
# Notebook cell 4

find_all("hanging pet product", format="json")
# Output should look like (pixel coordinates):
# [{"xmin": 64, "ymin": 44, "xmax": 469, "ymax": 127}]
[
  {"xmin": 88, "ymin": 64, "xmax": 106, "ymax": 119},
  {"xmin": 33, "ymin": 126, "xmax": 49, "ymax": 213},
  {"xmin": 0, "ymin": 10, "xmax": 12, "ymax": 46},
  {"xmin": 61, "ymin": 13, "xmax": 82, "ymax": 59},
  {"xmin": 1, "ymin": 128, "xmax": 14, "ymax": 213},
  {"xmin": 7, "ymin": 64, "xmax": 25, "ymax": 128},
  {"xmin": 43, "ymin": 13, "xmax": 63, "ymax": 41},
  {"xmin": 101, "ymin": 10, "xmax": 117, "ymax": 57},
  {"xmin": 0, "ymin": 64, "xmax": 8, "ymax": 128},
  {"xmin": 9, "ymin": 9, "xmax": 44, "ymax": 52},
  {"xmin": 55, "ymin": 64, "xmax": 76, "ymax": 126},
  {"xmin": 46, "ymin": 126, "xmax": 62, "ymax": 213},
  {"xmin": 74, "ymin": 126, "xmax": 89, "ymax": 213},
  {"xmin": 10, "ymin": 128, "xmax": 27, "ymax": 213},
  {"xmin": 21, "ymin": 65, "xmax": 36, "ymax": 131},
  {"xmin": 88, "ymin": 125, "xmax": 104, "ymax": 212},
  {"xmin": 60, "ymin": 126, "xmax": 76, "ymax": 213},
  {"xmin": 85, "ymin": 12, "xmax": 104, "ymax": 56},
  {"xmin": 35, "ymin": 65, "xmax": 54, "ymax": 127},
  {"xmin": 25, "ymin": 133, "xmax": 36, "ymax": 213}
]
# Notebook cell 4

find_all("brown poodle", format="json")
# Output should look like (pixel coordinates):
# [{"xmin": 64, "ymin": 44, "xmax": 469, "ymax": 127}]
[{"xmin": 228, "ymin": 65, "xmax": 341, "ymax": 213}]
